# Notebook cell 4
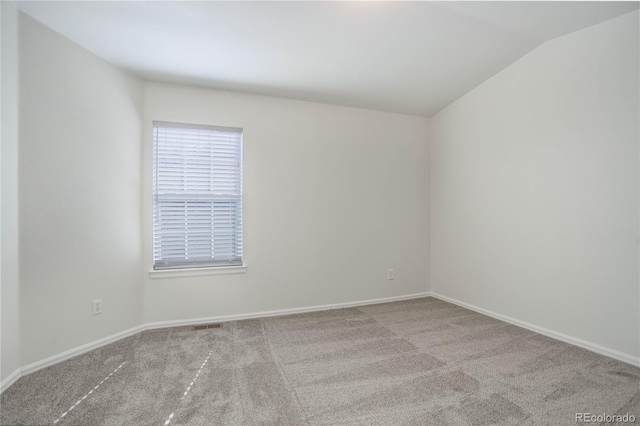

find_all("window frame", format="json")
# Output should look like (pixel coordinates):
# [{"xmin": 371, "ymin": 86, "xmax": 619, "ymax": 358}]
[{"xmin": 149, "ymin": 120, "xmax": 246, "ymax": 277}]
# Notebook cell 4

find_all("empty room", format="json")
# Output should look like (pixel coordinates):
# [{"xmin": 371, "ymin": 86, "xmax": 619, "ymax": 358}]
[{"xmin": 1, "ymin": 1, "xmax": 638, "ymax": 425}]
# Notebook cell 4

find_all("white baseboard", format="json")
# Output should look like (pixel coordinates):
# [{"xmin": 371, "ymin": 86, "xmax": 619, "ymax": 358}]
[
  {"xmin": 1, "ymin": 291, "xmax": 430, "ymax": 393},
  {"xmin": 429, "ymin": 292, "xmax": 640, "ymax": 367},
  {"xmin": 146, "ymin": 291, "xmax": 431, "ymax": 330},
  {"xmin": 0, "ymin": 368, "xmax": 21, "ymax": 394},
  {"xmin": 20, "ymin": 324, "xmax": 147, "ymax": 377},
  {"xmin": 6, "ymin": 289, "xmax": 634, "ymax": 394}
]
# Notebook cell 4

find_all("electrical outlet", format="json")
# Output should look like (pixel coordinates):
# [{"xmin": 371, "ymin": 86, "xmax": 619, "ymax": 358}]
[
  {"xmin": 387, "ymin": 269, "xmax": 395, "ymax": 280},
  {"xmin": 92, "ymin": 299, "xmax": 102, "ymax": 315}
]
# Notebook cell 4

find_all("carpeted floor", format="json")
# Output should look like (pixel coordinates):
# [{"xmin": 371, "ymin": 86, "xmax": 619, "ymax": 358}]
[{"xmin": 1, "ymin": 297, "xmax": 638, "ymax": 425}]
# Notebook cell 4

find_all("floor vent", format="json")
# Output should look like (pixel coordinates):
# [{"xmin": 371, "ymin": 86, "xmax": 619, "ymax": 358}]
[{"xmin": 193, "ymin": 323, "xmax": 222, "ymax": 330}]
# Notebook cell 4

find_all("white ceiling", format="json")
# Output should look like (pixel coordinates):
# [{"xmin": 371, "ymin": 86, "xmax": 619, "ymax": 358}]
[{"xmin": 16, "ymin": 1, "xmax": 639, "ymax": 117}]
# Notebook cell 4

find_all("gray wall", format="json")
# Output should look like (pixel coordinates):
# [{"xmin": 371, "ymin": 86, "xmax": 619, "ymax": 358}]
[
  {"xmin": 1, "ymin": 1, "xmax": 21, "ymax": 383},
  {"xmin": 142, "ymin": 82, "xmax": 430, "ymax": 323},
  {"xmin": 18, "ymin": 13, "xmax": 144, "ymax": 366},
  {"xmin": 430, "ymin": 12, "xmax": 639, "ymax": 360}
]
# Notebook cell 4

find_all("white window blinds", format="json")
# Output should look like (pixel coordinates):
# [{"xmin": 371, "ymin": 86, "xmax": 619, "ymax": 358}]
[{"xmin": 152, "ymin": 121, "xmax": 243, "ymax": 270}]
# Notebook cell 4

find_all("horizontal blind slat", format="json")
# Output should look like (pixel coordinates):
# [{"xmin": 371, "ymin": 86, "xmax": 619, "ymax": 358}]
[{"xmin": 153, "ymin": 122, "xmax": 243, "ymax": 269}]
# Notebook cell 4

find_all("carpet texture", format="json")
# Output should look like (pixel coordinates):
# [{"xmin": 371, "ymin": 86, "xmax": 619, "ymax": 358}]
[{"xmin": 1, "ymin": 297, "xmax": 638, "ymax": 425}]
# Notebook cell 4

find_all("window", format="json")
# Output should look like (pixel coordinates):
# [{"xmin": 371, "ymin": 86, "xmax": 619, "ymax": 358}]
[{"xmin": 152, "ymin": 121, "xmax": 243, "ymax": 270}]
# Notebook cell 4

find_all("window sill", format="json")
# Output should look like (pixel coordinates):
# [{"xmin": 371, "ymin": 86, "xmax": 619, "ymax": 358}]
[{"xmin": 148, "ymin": 264, "xmax": 247, "ymax": 280}]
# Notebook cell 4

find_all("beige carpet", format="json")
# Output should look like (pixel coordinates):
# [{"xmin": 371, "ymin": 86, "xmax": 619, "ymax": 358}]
[{"xmin": 1, "ymin": 297, "xmax": 638, "ymax": 425}]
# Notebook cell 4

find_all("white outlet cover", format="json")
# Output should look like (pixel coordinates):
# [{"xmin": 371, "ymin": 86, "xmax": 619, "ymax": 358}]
[{"xmin": 92, "ymin": 299, "xmax": 102, "ymax": 315}]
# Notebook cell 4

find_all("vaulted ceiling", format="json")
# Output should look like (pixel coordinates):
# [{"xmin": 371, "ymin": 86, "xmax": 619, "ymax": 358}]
[{"xmin": 16, "ymin": 1, "xmax": 639, "ymax": 116}]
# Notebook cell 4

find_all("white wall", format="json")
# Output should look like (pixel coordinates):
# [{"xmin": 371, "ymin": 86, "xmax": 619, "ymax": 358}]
[
  {"xmin": 18, "ymin": 14, "xmax": 144, "ymax": 366},
  {"xmin": 143, "ymin": 83, "xmax": 430, "ymax": 323},
  {"xmin": 1, "ymin": 0, "xmax": 21, "ymax": 383},
  {"xmin": 430, "ymin": 12, "xmax": 639, "ymax": 360}
]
